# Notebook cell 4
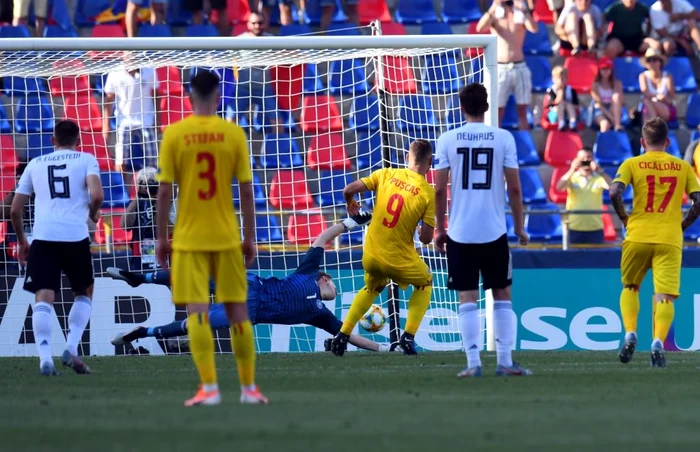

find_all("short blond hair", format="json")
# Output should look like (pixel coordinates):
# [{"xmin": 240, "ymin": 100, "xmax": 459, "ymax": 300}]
[{"xmin": 551, "ymin": 65, "xmax": 567, "ymax": 78}]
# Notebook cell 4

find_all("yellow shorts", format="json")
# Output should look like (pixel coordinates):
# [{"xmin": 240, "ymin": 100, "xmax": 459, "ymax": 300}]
[
  {"xmin": 362, "ymin": 253, "xmax": 432, "ymax": 293},
  {"xmin": 621, "ymin": 241, "xmax": 681, "ymax": 296},
  {"xmin": 171, "ymin": 248, "xmax": 247, "ymax": 304}
]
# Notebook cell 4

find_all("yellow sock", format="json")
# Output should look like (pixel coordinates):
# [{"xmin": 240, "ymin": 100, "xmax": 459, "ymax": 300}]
[
  {"xmin": 653, "ymin": 299, "xmax": 675, "ymax": 342},
  {"xmin": 619, "ymin": 287, "xmax": 640, "ymax": 334},
  {"xmin": 340, "ymin": 286, "xmax": 378, "ymax": 335},
  {"xmin": 405, "ymin": 285, "xmax": 432, "ymax": 335},
  {"xmin": 187, "ymin": 312, "xmax": 217, "ymax": 386},
  {"xmin": 231, "ymin": 320, "xmax": 256, "ymax": 388}
]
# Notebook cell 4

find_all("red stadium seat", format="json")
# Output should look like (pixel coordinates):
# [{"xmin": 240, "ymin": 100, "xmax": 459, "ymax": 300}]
[
  {"xmin": 307, "ymin": 133, "xmax": 351, "ymax": 171},
  {"xmin": 79, "ymin": 133, "xmax": 112, "ymax": 171},
  {"xmin": 269, "ymin": 170, "xmax": 315, "ymax": 210},
  {"xmin": 155, "ymin": 66, "xmax": 183, "ymax": 97},
  {"xmin": 287, "ymin": 213, "xmax": 327, "ymax": 245},
  {"xmin": 563, "ymin": 56, "xmax": 598, "ymax": 93},
  {"xmin": 0, "ymin": 135, "xmax": 17, "ymax": 170},
  {"xmin": 91, "ymin": 24, "xmax": 125, "ymax": 38},
  {"xmin": 602, "ymin": 206, "xmax": 617, "ymax": 242},
  {"xmin": 533, "ymin": 0, "xmax": 553, "ymax": 24},
  {"xmin": 379, "ymin": 56, "xmax": 417, "ymax": 94},
  {"xmin": 300, "ymin": 95, "xmax": 343, "ymax": 133},
  {"xmin": 231, "ymin": 22, "xmax": 247, "ymax": 36},
  {"xmin": 159, "ymin": 95, "xmax": 193, "ymax": 131},
  {"xmin": 358, "ymin": 0, "xmax": 392, "ymax": 24},
  {"xmin": 226, "ymin": 0, "xmax": 251, "ymax": 24},
  {"xmin": 64, "ymin": 94, "xmax": 103, "ymax": 132},
  {"xmin": 272, "ymin": 65, "xmax": 305, "ymax": 111},
  {"xmin": 49, "ymin": 60, "xmax": 90, "ymax": 96},
  {"xmin": 548, "ymin": 166, "xmax": 568, "ymax": 203},
  {"xmin": 0, "ymin": 165, "xmax": 17, "ymax": 198},
  {"xmin": 544, "ymin": 131, "xmax": 583, "ymax": 166},
  {"xmin": 381, "ymin": 22, "xmax": 407, "ymax": 35}
]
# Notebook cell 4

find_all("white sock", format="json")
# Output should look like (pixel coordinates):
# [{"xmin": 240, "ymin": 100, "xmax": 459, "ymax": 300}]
[
  {"xmin": 458, "ymin": 303, "xmax": 481, "ymax": 368},
  {"xmin": 66, "ymin": 296, "xmax": 92, "ymax": 356},
  {"xmin": 494, "ymin": 300, "xmax": 515, "ymax": 368},
  {"xmin": 651, "ymin": 339, "xmax": 663, "ymax": 351},
  {"xmin": 32, "ymin": 301, "xmax": 53, "ymax": 367},
  {"xmin": 625, "ymin": 331, "xmax": 637, "ymax": 343}
]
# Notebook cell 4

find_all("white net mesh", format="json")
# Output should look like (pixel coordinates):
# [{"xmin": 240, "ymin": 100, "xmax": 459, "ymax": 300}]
[{"xmin": 0, "ymin": 29, "xmax": 490, "ymax": 356}]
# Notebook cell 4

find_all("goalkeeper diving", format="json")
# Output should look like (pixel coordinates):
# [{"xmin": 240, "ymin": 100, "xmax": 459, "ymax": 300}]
[{"xmin": 108, "ymin": 212, "xmax": 391, "ymax": 352}]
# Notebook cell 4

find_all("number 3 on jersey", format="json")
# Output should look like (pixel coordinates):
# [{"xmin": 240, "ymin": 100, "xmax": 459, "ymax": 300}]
[
  {"xmin": 197, "ymin": 152, "xmax": 217, "ymax": 200},
  {"xmin": 382, "ymin": 193, "xmax": 405, "ymax": 228}
]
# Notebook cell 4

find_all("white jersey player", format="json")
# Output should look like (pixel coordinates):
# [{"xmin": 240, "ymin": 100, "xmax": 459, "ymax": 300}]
[
  {"xmin": 10, "ymin": 120, "xmax": 104, "ymax": 376},
  {"xmin": 433, "ymin": 83, "xmax": 531, "ymax": 378}
]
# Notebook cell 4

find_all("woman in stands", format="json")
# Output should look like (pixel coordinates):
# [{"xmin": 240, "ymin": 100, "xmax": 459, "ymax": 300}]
[
  {"xmin": 589, "ymin": 58, "xmax": 625, "ymax": 132},
  {"xmin": 638, "ymin": 48, "xmax": 677, "ymax": 123}
]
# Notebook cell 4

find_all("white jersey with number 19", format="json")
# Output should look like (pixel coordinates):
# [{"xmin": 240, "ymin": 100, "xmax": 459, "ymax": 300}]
[{"xmin": 435, "ymin": 122, "xmax": 519, "ymax": 244}]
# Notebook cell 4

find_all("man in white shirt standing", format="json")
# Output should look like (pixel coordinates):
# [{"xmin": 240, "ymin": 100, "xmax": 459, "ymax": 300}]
[
  {"xmin": 650, "ymin": 0, "xmax": 700, "ymax": 56},
  {"xmin": 10, "ymin": 120, "xmax": 104, "ymax": 376},
  {"xmin": 434, "ymin": 83, "xmax": 531, "ymax": 378}
]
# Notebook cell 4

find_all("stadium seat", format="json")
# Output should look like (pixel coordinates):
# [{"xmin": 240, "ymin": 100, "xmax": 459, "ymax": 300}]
[
  {"xmin": 300, "ymin": 95, "xmax": 343, "ymax": 133},
  {"xmin": 602, "ymin": 206, "xmax": 617, "ymax": 242},
  {"xmin": 63, "ymin": 94, "xmax": 102, "ymax": 132},
  {"xmin": 511, "ymin": 131, "xmax": 540, "ymax": 166},
  {"xmin": 231, "ymin": 22, "xmax": 247, "ymax": 36},
  {"xmin": 602, "ymin": 167, "xmax": 632, "ymax": 203},
  {"xmin": 443, "ymin": 0, "xmax": 481, "ymax": 22},
  {"xmin": 614, "ymin": 57, "xmax": 644, "ymax": 92},
  {"xmin": 533, "ymin": 0, "xmax": 554, "ymax": 23},
  {"xmin": 563, "ymin": 56, "xmax": 598, "ymax": 93},
  {"xmin": 167, "ymin": 0, "xmax": 193, "ymax": 25},
  {"xmin": 520, "ymin": 168, "xmax": 548, "ymax": 204},
  {"xmin": 380, "ymin": 55, "xmax": 417, "ymax": 94},
  {"xmin": 100, "ymin": 172, "xmax": 131, "ymax": 209},
  {"xmin": 641, "ymin": 130, "xmax": 682, "ymax": 158},
  {"xmin": 49, "ymin": 72, "xmax": 90, "ymax": 96},
  {"xmin": 684, "ymin": 215, "xmax": 700, "ymax": 241},
  {"xmin": 272, "ymin": 65, "xmax": 305, "ymax": 110},
  {"xmin": 256, "ymin": 215, "xmax": 284, "ymax": 243},
  {"xmin": 155, "ymin": 66, "xmax": 184, "ymax": 97},
  {"xmin": 356, "ymin": 132, "xmax": 383, "ymax": 170},
  {"xmin": 0, "ymin": 135, "xmax": 17, "ymax": 169},
  {"xmin": 74, "ymin": 0, "xmax": 111, "ymax": 27},
  {"xmin": 358, "ymin": 0, "xmax": 392, "ymax": 24},
  {"xmin": 421, "ymin": 55, "xmax": 460, "ymax": 94},
  {"xmin": 159, "ymin": 95, "xmax": 193, "ymax": 131},
  {"xmin": 380, "ymin": 22, "xmax": 408, "ymax": 35},
  {"xmin": 0, "ymin": 25, "xmax": 30, "ymax": 38},
  {"xmin": 185, "ymin": 24, "xmax": 218, "ymax": 37},
  {"xmin": 287, "ymin": 213, "xmax": 327, "ymax": 245},
  {"xmin": 593, "ymin": 131, "xmax": 633, "ymax": 166},
  {"xmin": 326, "ymin": 23, "xmax": 359, "ymax": 36},
  {"xmin": 524, "ymin": 25, "xmax": 553, "ymax": 56},
  {"xmin": 232, "ymin": 174, "xmax": 267, "ymax": 208},
  {"xmin": 548, "ymin": 166, "xmax": 568, "ymax": 203},
  {"xmin": 687, "ymin": 93, "xmax": 700, "ymax": 129},
  {"xmin": 0, "ymin": 104, "xmax": 11, "ymax": 133},
  {"xmin": 665, "ymin": 57, "xmax": 697, "ymax": 92},
  {"xmin": 396, "ymin": 0, "xmax": 440, "ymax": 24},
  {"xmin": 15, "ymin": 96, "xmax": 54, "ymax": 133},
  {"xmin": 526, "ymin": 204, "xmax": 563, "ymax": 242},
  {"xmin": 308, "ymin": 133, "xmax": 351, "ymax": 171},
  {"xmin": 303, "ymin": 64, "xmax": 325, "ymax": 94},
  {"xmin": 349, "ymin": 94, "xmax": 380, "ymax": 132},
  {"xmin": 329, "ymin": 59, "xmax": 370, "ymax": 95},
  {"xmin": 318, "ymin": 171, "xmax": 355, "ymax": 207},
  {"xmin": 421, "ymin": 22, "xmax": 453, "ymax": 35},
  {"xmin": 79, "ymin": 133, "xmax": 112, "ymax": 171},
  {"xmin": 44, "ymin": 25, "xmax": 78, "ymax": 38},
  {"xmin": 91, "ymin": 24, "xmax": 125, "ymax": 38},
  {"xmin": 446, "ymin": 94, "xmax": 465, "ymax": 129},
  {"xmin": 280, "ymin": 24, "xmax": 312, "ymax": 36},
  {"xmin": 269, "ymin": 170, "xmax": 315, "ymax": 210},
  {"xmin": 501, "ymin": 95, "xmax": 534, "ymax": 130},
  {"xmin": 26, "ymin": 133, "xmax": 53, "ymax": 159},
  {"xmin": 341, "ymin": 229, "xmax": 364, "ymax": 246},
  {"xmin": 544, "ymin": 131, "xmax": 583, "ymax": 166},
  {"xmin": 227, "ymin": 0, "xmax": 252, "ymax": 24},
  {"xmin": 4, "ymin": 76, "xmax": 47, "ymax": 96},
  {"xmin": 526, "ymin": 56, "xmax": 553, "ymax": 93},
  {"xmin": 261, "ymin": 133, "xmax": 303, "ymax": 169},
  {"xmin": 138, "ymin": 24, "xmax": 173, "ymax": 38},
  {"xmin": 397, "ymin": 95, "xmax": 437, "ymax": 132}
]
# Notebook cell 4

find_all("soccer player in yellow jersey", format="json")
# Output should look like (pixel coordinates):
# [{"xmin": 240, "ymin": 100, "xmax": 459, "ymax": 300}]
[
  {"xmin": 330, "ymin": 139, "xmax": 436, "ymax": 356},
  {"xmin": 611, "ymin": 117, "xmax": 700, "ymax": 368},
  {"xmin": 155, "ymin": 70, "xmax": 268, "ymax": 405}
]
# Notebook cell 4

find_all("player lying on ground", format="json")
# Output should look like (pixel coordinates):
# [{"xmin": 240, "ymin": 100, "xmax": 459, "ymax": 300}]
[
  {"xmin": 610, "ymin": 117, "xmax": 700, "ymax": 368},
  {"xmin": 108, "ymin": 212, "xmax": 389, "ymax": 353}
]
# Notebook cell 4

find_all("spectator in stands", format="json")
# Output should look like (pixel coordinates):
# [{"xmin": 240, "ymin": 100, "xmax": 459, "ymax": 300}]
[
  {"xmin": 650, "ymin": 0, "xmax": 700, "ymax": 57},
  {"xmin": 544, "ymin": 66, "xmax": 579, "ymax": 131},
  {"xmin": 477, "ymin": 0, "xmax": 539, "ymax": 130},
  {"xmin": 556, "ymin": 148, "xmax": 612, "ymax": 245},
  {"xmin": 589, "ymin": 57, "xmax": 625, "ymax": 131},
  {"xmin": 638, "ymin": 48, "xmax": 677, "ymax": 122},
  {"xmin": 13, "ymin": 0, "xmax": 48, "ymax": 37},
  {"xmin": 126, "ymin": 0, "xmax": 167, "ymax": 38},
  {"xmin": 604, "ymin": 0, "xmax": 659, "ymax": 57},
  {"xmin": 555, "ymin": 0, "xmax": 604, "ymax": 55},
  {"xmin": 187, "ymin": 0, "xmax": 227, "ymax": 35},
  {"xmin": 547, "ymin": 0, "xmax": 565, "ymax": 25},
  {"xmin": 262, "ymin": 0, "xmax": 358, "ymax": 29}
]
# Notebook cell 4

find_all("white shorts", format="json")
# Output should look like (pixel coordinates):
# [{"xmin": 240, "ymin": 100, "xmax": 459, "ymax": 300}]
[
  {"xmin": 497, "ymin": 61, "xmax": 532, "ymax": 108},
  {"xmin": 15, "ymin": 0, "xmax": 48, "ymax": 18}
]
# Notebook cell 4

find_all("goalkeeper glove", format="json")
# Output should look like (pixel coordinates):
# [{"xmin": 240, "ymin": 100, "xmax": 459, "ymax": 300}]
[{"xmin": 342, "ymin": 212, "xmax": 372, "ymax": 232}]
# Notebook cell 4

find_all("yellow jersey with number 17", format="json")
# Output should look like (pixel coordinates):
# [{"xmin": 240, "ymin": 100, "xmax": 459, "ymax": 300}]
[
  {"xmin": 613, "ymin": 151, "xmax": 700, "ymax": 249},
  {"xmin": 157, "ymin": 115, "xmax": 252, "ymax": 251},
  {"xmin": 360, "ymin": 168, "xmax": 436, "ymax": 267}
]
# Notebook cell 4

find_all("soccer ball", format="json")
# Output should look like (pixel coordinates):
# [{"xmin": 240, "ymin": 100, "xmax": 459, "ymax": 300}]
[{"xmin": 359, "ymin": 304, "xmax": 387, "ymax": 333}]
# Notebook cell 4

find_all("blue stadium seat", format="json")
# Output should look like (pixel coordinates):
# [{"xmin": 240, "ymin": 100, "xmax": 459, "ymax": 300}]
[
  {"xmin": 396, "ymin": 0, "xmax": 440, "ymax": 23},
  {"xmin": 421, "ymin": 22, "xmax": 453, "ymax": 35},
  {"xmin": 185, "ymin": 24, "xmax": 218, "ymax": 37},
  {"xmin": 74, "ymin": 0, "xmax": 111, "ymax": 27},
  {"xmin": 100, "ymin": 172, "xmax": 131, "ymax": 209},
  {"xmin": 397, "ymin": 95, "xmax": 437, "ymax": 132},
  {"xmin": 0, "ymin": 25, "xmax": 30, "ymax": 38},
  {"xmin": 520, "ymin": 168, "xmax": 547, "ymax": 204},
  {"xmin": 303, "ymin": 64, "xmax": 325, "ymax": 93},
  {"xmin": 641, "ymin": 130, "xmax": 681, "ymax": 158},
  {"xmin": 326, "ymin": 23, "xmax": 360, "ymax": 36},
  {"xmin": 261, "ymin": 133, "xmax": 303, "ymax": 169},
  {"xmin": 684, "ymin": 216, "xmax": 700, "ymax": 241},
  {"xmin": 505, "ymin": 212, "xmax": 517, "ymax": 242},
  {"xmin": 501, "ymin": 95, "xmax": 534, "ymax": 130},
  {"xmin": 356, "ymin": 132, "xmax": 383, "ymax": 170},
  {"xmin": 318, "ymin": 171, "xmax": 355, "ymax": 207},
  {"xmin": 280, "ymin": 24, "xmax": 312, "ymax": 36},
  {"xmin": 188, "ymin": 67, "xmax": 235, "ymax": 100},
  {"xmin": 603, "ymin": 167, "xmax": 632, "ymax": 204},
  {"xmin": 468, "ymin": 58, "xmax": 484, "ymax": 85},
  {"xmin": 166, "ymin": 0, "xmax": 192, "ymax": 26},
  {"xmin": 329, "ymin": 59, "xmax": 370, "ymax": 95},
  {"xmin": 593, "ymin": 131, "xmax": 633, "ymax": 166},
  {"xmin": 0, "ymin": 103, "xmax": 11, "ymax": 133},
  {"xmin": 614, "ymin": 57, "xmax": 644, "ymax": 92},
  {"xmin": 421, "ymin": 55, "xmax": 460, "ymax": 94},
  {"xmin": 252, "ymin": 101, "xmax": 295, "ymax": 135},
  {"xmin": 692, "ymin": 129, "xmax": 700, "ymax": 142},
  {"xmin": 524, "ymin": 24, "xmax": 553, "ymax": 56},
  {"xmin": 511, "ymin": 131, "xmax": 540, "ymax": 166},
  {"xmin": 15, "ymin": 96, "xmax": 54, "ymax": 133},
  {"xmin": 526, "ymin": 56, "xmax": 553, "ymax": 93},
  {"xmin": 4, "ymin": 77, "xmax": 47, "ymax": 96},
  {"xmin": 349, "ymin": 94, "xmax": 380, "ymax": 132},
  {"xmin": 443, "ymin": 0, "xmax": 481, "ymax": 22},
  {"xmin": 446, "ymin": 94, "xmax": 465, "ymax": 129},
  {"xmin": 526, "ymin": 203, "xmax": 563, "ymax": 242},
  {"xmin": 687, "ymin": 93, "xmax": 700, "ymax": 129},
  {"xmin": 256, "ymin": 216, "xmax": 284, "ymax": 243},
  {"xmin": 592, "ymin": 0, "xmax": 615, "ymax": 8},
  {"xmin": 306, "ymin": 0, "xmax": 347, "ymax": 25},
  {"xmin": 666, "ymin": 57, "xmax": 698, "ymax": 92},
  {"xmin": 138, "ymin": 24, "xmax": 173, "ymax": 38},
  {"xmin": 233, "ymin": 173, "xmax": 267, "ymax": 208},
  {"xmin": 341, "ymin": 229, "xmax": 364, "ymax": 246},
  {"xmin": 44, "ymin": 25, "xmax": 78, "ymax": 38},
  {"xmin": 26, "ymin": 133, "xmax": 53, "ymax": 159}
]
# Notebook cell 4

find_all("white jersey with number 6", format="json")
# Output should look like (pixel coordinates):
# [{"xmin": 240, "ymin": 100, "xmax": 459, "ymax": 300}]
[
  {"xmin": 435, "ymin": 122, "xmax": 519, "ymax": 244},
  {"xmin": 15, "ymin": 149, "xmax": 100, "ymax": 242}
]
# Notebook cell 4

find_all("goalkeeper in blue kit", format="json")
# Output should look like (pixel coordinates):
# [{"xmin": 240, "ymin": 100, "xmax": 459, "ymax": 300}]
[{"xmin": 108, "ymin": 213, "xmax": 390, "ymax": 352}]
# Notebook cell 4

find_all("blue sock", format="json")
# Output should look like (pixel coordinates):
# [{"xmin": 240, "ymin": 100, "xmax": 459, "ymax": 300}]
[
  {"xmin": 147, "ymin": 320, "xmax": 187, "ymax": 339},
  {"xmin": 145, "ymin": 270, "xmax": 171, "ymax": 287}
]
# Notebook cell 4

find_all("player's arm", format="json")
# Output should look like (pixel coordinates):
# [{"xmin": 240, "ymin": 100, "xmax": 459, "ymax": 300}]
[
  {"xmin": 419, "ymin": 192, "xmax": 436, "ymax": 245},
  {"xmin": 682, "ymin": 164, "xmax": 700, "ymax": 231},
  {"xmin": 311, "ymin": 213, "xmax": 373, "ymax": 248},
  {"xmin": 610, "ymin": 160, "xmax": 632, "ymax": 226},
  {"xmin": 503, "ymin": 134, "xmax": 528, "ymax": 245},
  {"xmin": 85, "ymin": 156, "xmax": 104, "ymax": 223},
  {"xmin": 1, "ymin": 191, "xmax": 14, "ymax": 221},
  {"xmin": 155, "ymin": 182, "xmax": 173, "ymax": 243},
  {"xmin": 10, "ymin": 164, "xmax": 33, "ymax": 262},
  {"xmin": 348, "ymin": 334, "xmax": 389, "ymax": 352},
  {"xmin": 343, "ymin": 179, "xmax": 370, "ymax": 215}
]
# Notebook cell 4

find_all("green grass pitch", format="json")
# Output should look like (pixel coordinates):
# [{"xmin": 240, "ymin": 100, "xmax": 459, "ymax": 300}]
[{"xmin": 2, "ymin": 351, "xmax": 700, "ymax": 451}]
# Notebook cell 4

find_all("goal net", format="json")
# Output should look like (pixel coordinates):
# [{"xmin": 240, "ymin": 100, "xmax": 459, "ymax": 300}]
[{"xmin": 0, "ymin": 28, "xmax": 498, "ymax": 357}]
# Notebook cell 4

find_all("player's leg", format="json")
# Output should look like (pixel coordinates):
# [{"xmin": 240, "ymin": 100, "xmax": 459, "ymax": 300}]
[
  {"xmin": 107, "ymin": 266, "xmax": 170, "ymax": 287},
  {"xmin": 618, "ymin": 242, "xmax": 652, "ymax": 363},
  {"xmin": 649, "ymin": 245, "xmax": 681, "ymax": 368},
  {"xmin": 399, "ymin": 259, "xmax": 434, "ymax": 355},
  {"xmin": 215, "ymin": 249, "xmax": 267, "ymax": 404}
]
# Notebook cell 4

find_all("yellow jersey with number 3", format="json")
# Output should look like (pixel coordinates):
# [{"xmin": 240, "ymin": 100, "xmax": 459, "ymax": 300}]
[
  {"xmin": 360, "ymin": 168, "xmax": 435, "ymax": 267},
  {"xmin": 613, "ymin": 151, "xmax": 700, "ymax": 249},
  {"xmin": 157, "ymin": 115, "xmax": 252, "ymax": 251}
]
